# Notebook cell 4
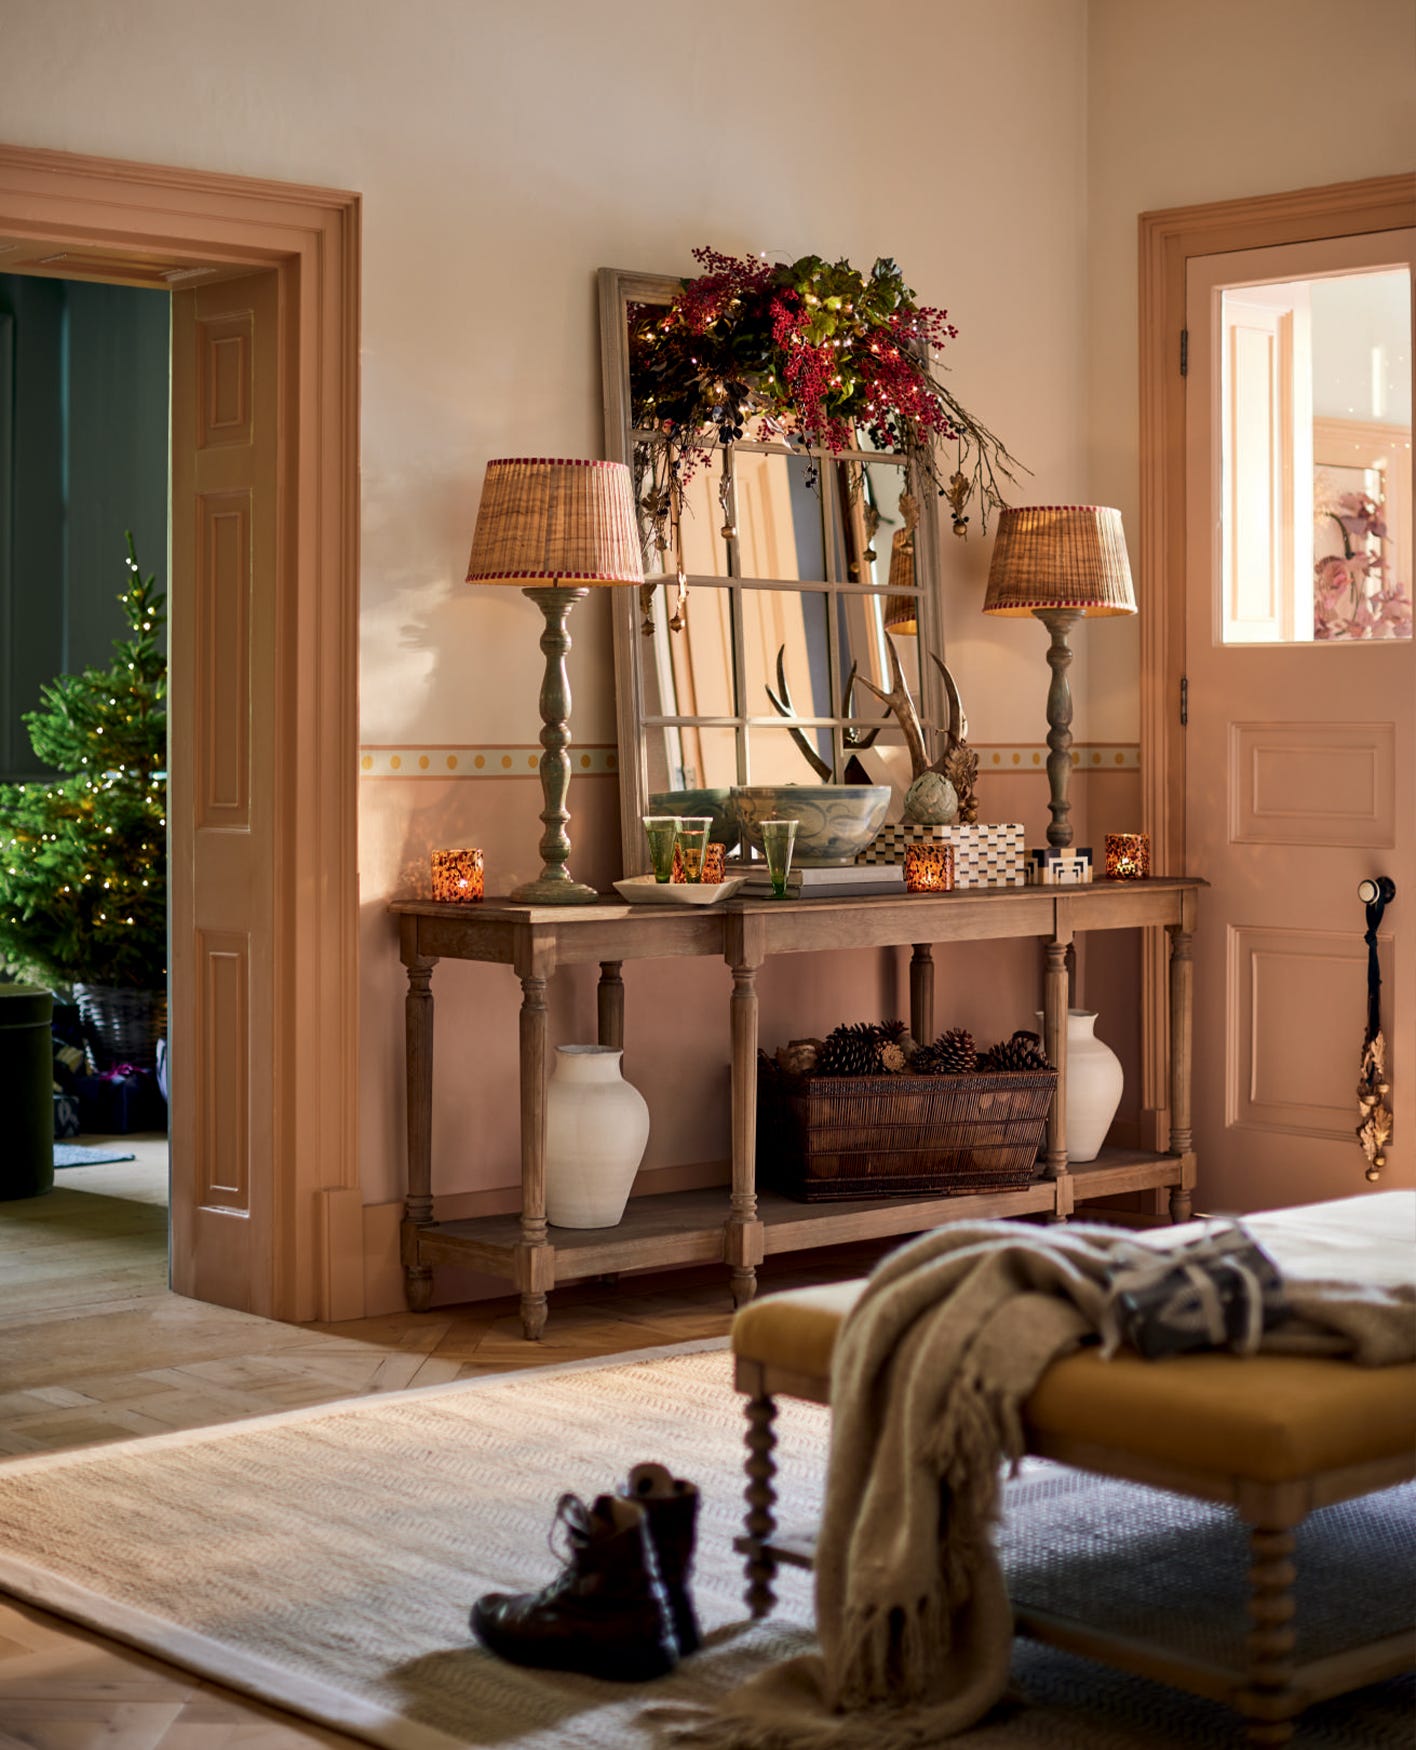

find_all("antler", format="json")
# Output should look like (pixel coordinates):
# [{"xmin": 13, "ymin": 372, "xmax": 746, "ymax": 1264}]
[
  {"xmin": 765, "ymin": 644, "xmax": 834, "ymax": 782},
  {"xmin": 930, "ymin": 653, "xmax": 968, "ymax": 756},
  {"xmin": 841, "ymin": 658, "xmax": 889, "ymax": 751},
  {"xmin": 853, "ymin": 634, "xmax": 931, "ymax": 780}
]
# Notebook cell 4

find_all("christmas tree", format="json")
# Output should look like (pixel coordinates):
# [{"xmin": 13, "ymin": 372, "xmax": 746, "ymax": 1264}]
[{"xmin": 0, "ymin": 535, "xmax": 166, "ymax": 991}]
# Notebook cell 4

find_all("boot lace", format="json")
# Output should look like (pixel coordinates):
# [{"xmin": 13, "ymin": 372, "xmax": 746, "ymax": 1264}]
[{"xmin": 547, "ymin": 1492, "xmax": 594, "ymax": 1567}]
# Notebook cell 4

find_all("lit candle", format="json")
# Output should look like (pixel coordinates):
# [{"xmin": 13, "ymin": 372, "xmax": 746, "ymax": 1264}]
[
  {"xmin": 905, "ymin": 842, "xmax": 955, "ymax": 893},
  {"xmin": 1104, "ymin": 833, "xmax": 1151, "ymax": 881},
  {"xmin": 431, "ymin": 847, "xmax": 485, "ymax": 902}
]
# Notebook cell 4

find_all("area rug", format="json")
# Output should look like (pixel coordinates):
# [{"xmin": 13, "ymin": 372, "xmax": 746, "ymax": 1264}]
[
  {"xmin": 53, "ymin": 1142, "xmax": 137, "ymax": 1167},
  {"xmin": 0, "ymin": 1341, "xmax": 1409, "ymax": 1749}
]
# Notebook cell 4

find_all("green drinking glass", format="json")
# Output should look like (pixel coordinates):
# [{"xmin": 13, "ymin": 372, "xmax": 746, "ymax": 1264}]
[
  {"xmin": 675, "ymin": 816, "xmax": 714, "ymax": 883},
  {"xmin": 760, "ymin": 818, "xmax": 798, "ymax": 898},
  {"xmin": 643, "ymin": 815, "xmax": 682, "ymax": 883}
]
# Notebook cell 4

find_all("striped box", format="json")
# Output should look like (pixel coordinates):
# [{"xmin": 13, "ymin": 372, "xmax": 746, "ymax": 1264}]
[{"xmin": 857, "ymin": 822, "xmax": 1026, "ymax": 888}]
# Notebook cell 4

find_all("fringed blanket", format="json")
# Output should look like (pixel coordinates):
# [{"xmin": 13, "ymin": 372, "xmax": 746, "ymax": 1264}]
[{"xmin": 659, "ymin": 1200, "xmax": 1416, "ymax": 1749}]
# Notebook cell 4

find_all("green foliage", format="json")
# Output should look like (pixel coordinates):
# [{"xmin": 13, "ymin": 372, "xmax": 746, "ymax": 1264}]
[{"xmin": 0, "ymin": 534, "xmax": 167, "ymax": 990}]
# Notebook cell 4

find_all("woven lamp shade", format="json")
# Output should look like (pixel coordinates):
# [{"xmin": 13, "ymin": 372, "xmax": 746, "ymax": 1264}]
[
  {"xmin": 466, "ymin": 458, "xmax": 643, "ymax": 586},
  {"xmin": 883, "ymin": 589, "xmax": 918, "ymax": 635},
  {"xmin": 982, "ymin": 505, "xmax": 1136, "ymax": 618}
]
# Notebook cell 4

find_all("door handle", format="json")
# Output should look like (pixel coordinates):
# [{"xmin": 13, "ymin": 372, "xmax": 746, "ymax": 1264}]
[{"xmin": 1356, "ymin": 877, "xmax": 1395, "ymax": 1182}]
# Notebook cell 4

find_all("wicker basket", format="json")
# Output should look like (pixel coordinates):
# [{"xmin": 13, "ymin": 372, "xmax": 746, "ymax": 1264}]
[
  {"xmin": 73, "ymin": 983, "xmax": 167, "ymax": 1072},
  {"xmin": 758, "ymin": 1057, "xmax": 1056, "ymax": 1201}
]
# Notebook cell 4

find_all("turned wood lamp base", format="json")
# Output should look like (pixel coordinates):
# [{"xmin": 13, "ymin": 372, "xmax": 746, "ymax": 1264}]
[{"xmin": 512, "ymin": 585, "xmax": 601, "ymax": 906}]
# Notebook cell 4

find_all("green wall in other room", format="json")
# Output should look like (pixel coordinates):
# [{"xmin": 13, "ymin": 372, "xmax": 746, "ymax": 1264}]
[{"xmin": 0, "ymin": 275, "xmax": 169, "ymax": 781}]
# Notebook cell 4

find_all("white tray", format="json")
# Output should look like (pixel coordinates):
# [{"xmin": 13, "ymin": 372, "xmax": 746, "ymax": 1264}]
[{"xmin": 612, "ymin": 875, "xmax": 747, "ymax": 906}]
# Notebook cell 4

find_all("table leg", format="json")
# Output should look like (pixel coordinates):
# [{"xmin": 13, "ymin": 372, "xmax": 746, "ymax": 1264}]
[
  {"xmin": 515, "ymin": 967, "xmax": 555, "ymax": 1340},
  {"xmin": 1168, "ymin": 916, "xmax": 1195, "ymax": 1222},
  {"xmin": 1043, "ymin": 935, "xmax": 1071, "ymax": 1200},
  {"xmin": 909, "ymin": 944, "xmax": 934, "ymax": 1045},
  {"xmin": 597, "ymin": 960, "xmax": 625, "ymax": 1052},
  {"xmin": 1241, "ymin": 1525, "xmax": 1298, "ymax": 1746},
  {"xmin": 401, "ymin": 952, "xmax": 438, "ymax": 1312},
  {"xmin": 726, "ymin": 916, "xmax": 766, "ymax": 1307}
]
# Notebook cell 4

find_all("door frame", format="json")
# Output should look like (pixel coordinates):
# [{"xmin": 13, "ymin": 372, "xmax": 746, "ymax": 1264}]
[
  {"xmin": 1136, "ymin": 172, "xmax": 1415, "ymax": 1141},
  {"xmin": 0, "ymin": 143, "xmax": 361, "ymax": 1322}
]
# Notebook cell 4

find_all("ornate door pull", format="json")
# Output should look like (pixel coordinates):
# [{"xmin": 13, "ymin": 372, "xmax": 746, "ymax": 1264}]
[{"xmin": 1356, "ymin": 877, "xmax": 1396, "ymax": 1181}]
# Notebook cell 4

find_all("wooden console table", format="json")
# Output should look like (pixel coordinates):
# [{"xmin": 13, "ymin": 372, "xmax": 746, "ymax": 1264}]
[{"xmin": 393, "ymin": 878, "xmax": 1201, "ymax": 1338}]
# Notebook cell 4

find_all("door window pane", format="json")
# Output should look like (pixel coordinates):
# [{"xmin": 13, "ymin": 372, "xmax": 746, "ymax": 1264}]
[{"xmin": 1220, "ymin": 267, "xmax": 1411, "ymax": 643}]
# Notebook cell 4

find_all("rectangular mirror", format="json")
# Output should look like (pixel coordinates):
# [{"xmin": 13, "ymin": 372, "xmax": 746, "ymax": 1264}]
[{"xmin": 601, "ymin": 267, "xmax": 945, "ymax": 874}]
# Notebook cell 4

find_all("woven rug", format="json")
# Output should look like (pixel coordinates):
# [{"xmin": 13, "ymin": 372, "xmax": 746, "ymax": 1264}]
[
  {"xmin": 53, "ymin": 1142, "xmax": 137, "ymax": 1167},
  {"xmin": 0, "ymin": 1341, "xmax": 1409, "ymax": 1749}
]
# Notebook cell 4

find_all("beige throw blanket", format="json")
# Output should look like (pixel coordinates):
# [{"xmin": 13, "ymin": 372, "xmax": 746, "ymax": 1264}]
[{"xmin": 661, "ymin": 1200, "xmax": 1416, "ymax": 1749}]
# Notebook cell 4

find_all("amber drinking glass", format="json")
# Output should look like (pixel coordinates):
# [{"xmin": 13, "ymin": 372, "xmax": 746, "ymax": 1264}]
[{"xmin": 674, "ymin": 816, "xmax": 714, "ymax": 882}]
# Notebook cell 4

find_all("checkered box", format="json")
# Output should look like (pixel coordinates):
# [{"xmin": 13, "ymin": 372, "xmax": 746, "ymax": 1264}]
[{"xmin": 858, "ymin": 822, "xmax": 1025, "ymax": 888}]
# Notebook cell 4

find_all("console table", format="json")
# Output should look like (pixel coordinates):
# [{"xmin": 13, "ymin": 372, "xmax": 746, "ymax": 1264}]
[{"xmin": 393, "ymin": 878, "xmax": 1200, "ymax": 1338}]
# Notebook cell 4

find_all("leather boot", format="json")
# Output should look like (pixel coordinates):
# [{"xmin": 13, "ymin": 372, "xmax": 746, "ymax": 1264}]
[
  {"xmin": 471, "ymin": 1492, "xmax": 678, "ymax": 1681},
  {"xmin": 621, "ymin": 1462, "xmax": 701, "ymax": 1656}
]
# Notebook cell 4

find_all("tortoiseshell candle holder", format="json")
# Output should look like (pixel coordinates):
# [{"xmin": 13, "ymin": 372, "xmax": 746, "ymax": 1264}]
[
  {"xmin": 431, "ymin": 847, "xmax": 485, "ymax": 902},
  {"xmin": 671, "ymin": 841, "xmax": 728, "ymax": 885},
  {"xmin": 1104, "ymin": 833, "xmax": 1151, "ymax": 881},
  {"xmin": 905, "ymin": 842, "xmax": 955, "ymax": 893}
]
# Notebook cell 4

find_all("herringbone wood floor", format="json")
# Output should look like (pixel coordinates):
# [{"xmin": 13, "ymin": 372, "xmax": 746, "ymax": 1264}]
[{"xmin": 0, "ymin": 1142, "xmax": 889, "ymax": 1745}]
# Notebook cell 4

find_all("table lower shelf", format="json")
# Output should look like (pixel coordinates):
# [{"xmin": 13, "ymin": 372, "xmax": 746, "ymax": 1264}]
[{"xmin": 407, "ymin": 1148, "xmax": 1196, "ymax": 1290}]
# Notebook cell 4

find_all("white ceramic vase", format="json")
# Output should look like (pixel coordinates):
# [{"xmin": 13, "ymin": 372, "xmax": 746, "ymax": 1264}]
[
  {"xmin": 1037, "ymin": 1008, "xmax": 1124, "ymax": 1164},
  {"xmin": 544, "ymin": 1045, "xmax": 651, "ymax": 1229}
]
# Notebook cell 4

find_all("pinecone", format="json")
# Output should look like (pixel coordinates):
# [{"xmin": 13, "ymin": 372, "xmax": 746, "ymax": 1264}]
[
  {"xmin": 816, "ymin": 1021, "xmax": 885, "ymax": 1078},
  {"xmin": 980, "ymin": 1029, "xmax": 1051, "ymax": 1073},
  {"xmin": 911, "ymin": 1027, "xmax": 978, "ymax": 1075},
  {"xmin": 880, "ymin": 1042, "xmax": 908, "ymax": 1074}
]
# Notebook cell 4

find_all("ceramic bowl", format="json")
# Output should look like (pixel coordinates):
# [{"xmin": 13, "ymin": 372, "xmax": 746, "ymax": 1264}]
[
  {"xmin": 730, "ymin": 785, "xmax": 891, "ymax": 867},
  {"xmin": 648, "ymin": 788, "xmax": 739, "ymax": 852}
]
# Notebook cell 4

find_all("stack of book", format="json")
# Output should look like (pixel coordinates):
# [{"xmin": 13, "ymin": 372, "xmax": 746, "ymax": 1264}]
[{"xmin": 739, "ymin": 862, "xmax": 906, "ymax": 899}]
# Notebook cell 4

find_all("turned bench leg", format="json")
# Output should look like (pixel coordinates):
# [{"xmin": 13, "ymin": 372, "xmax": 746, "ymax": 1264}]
[
  {"xmin": 743, "ymin": 1393, "xmax": 779, "ymax": 1618},
  {"xmin": 1241, "ymin": 1524, "xmax": 1298, "ymax": 1746}
]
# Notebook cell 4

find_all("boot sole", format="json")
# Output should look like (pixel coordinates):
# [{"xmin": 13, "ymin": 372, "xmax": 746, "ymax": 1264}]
[{"xmin": 471, "ymin": 1608, "xmax": 677, "ymax": 1683}]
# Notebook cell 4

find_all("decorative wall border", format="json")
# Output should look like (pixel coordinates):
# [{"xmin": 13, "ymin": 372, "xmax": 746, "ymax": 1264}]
[
  {"xmin": 976, "ymin": 743, "xmax": 1139, "ymax": 773},
  {"xmin": 357, "ymin": 743, "xmax": 1136, "ymax": 778},
  {"xmin": 359, "ymin": 744, "xmax": 619, "ymax": 777}
]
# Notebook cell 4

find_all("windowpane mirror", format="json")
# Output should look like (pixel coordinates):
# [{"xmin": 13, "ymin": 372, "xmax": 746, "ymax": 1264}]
[
  {"xmin": 1219, "ymin": 265, "xmax": 1412, "ymax": 644},
  {"xmin": 600, "ymin": 268, "xmax": 944, "ymax": 874}
]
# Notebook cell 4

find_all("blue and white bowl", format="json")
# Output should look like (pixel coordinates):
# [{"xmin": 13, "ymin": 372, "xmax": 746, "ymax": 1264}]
[{"xmin": 731, "ymin": 785, "xmax": 891, "ymax": 867}]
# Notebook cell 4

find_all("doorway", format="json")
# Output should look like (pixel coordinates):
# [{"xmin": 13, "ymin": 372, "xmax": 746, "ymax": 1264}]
[
  {"xmin": 1139, "ymin": 175, "xmax": 1416, "ymax": 1210},
  {"xmin": 0, "ymin": 145, "xmax": 361, "ymax": 1321},
  {"xmin": 0, "ymin": 268, "xmax": 172, "ymax": 1220}
]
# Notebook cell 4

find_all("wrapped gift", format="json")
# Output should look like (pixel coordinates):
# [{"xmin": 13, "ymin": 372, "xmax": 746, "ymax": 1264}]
[
  {"xmin": 75, "ymin": 1065, "xmax": 166, "ymax": 1135},
  {"xmin": 1106, "ymin": 1222, "xmax": 1285, "ymax": 1359}
]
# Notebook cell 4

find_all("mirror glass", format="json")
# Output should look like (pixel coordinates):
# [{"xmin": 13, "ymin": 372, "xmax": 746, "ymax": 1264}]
[
  {"xmin": 645, "ymin": 722, "xmax": 738, "ymax": 794},
  {"xmin": 602, "ymin": 268, "xmax": 945, "ymax": 872},
  {"xmin": 640, "ymin": 583, "xmax": 736, "ymax": 719},
  {"xmin": 1220, "ymin": 266, "xmax": 1412, "ymax": 643}
]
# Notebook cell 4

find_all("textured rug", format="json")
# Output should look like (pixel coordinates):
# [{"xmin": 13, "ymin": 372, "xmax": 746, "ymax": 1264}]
[
  {"xmin": 0, "ymin": 1341, "xmax": 1409, "ymax": 1749},
  {"xmin": 53, "ymin": 1142, "xmax": 137, "ymax": 1167}
]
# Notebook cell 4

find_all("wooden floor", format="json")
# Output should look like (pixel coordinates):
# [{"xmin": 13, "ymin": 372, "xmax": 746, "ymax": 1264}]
[{"xmin": 0, "ymin": 1142, "xmax": 891, "ymax": 1746}]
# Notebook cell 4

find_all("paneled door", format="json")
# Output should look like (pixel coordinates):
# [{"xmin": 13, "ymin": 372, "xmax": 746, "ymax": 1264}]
[
  {"xmin": 1185, "ymin": 231, "xmax": 1414, "ymax": 1211},
  {"xmin": 169, "ymin": 272, "xmax": 279, "ymax": 1310}
]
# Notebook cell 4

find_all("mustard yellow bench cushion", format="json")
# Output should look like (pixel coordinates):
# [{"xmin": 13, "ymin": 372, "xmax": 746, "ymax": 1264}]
[{"xmin": 732, "ymin": 1282, "xmax": 1416, "ymax": 1484}]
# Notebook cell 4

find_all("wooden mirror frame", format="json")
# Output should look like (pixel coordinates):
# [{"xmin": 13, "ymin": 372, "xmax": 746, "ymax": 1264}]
[{"xmin": 598, "ymin": 267, "xmax": 946, "ymax": 878}]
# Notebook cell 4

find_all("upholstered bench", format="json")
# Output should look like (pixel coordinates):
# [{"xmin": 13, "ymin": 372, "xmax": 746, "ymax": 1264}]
[{"xmin": 731, "ymin": 1202, "xmax": 1416, "ymax": 1747}]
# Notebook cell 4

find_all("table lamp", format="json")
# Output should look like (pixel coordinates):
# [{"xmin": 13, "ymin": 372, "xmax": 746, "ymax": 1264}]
[
  {"xmin": 982, "ymin": 505, "xmax": 1135, "ymax": 849},
  {"xmin": 466, "ymin": 457, "xmax": 643, "ymax": 903}
]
